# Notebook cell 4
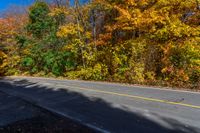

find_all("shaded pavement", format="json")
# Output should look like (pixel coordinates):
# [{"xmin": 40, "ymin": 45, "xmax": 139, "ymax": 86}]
[{"xmin": 0, "ymin": 77, "xmax": 200, "ymax": 133}]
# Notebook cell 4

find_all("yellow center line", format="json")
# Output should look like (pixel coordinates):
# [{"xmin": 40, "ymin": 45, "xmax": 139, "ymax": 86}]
[{"xmin": 63, "ymin": 85, "xmax": 200, "ymax": 109}]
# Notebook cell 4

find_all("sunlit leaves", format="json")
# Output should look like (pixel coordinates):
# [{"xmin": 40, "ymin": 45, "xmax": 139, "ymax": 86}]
[
  {"xmin": 57, "ymin": 23, "xmax": 82, "ymax": 37},
  {"xmin": 0, "ymin": 51, "xmax": 7, "ymax": 75},
  {"xmin": 0, "ymin": 0, "xmax": 199, "ymax": 88}
]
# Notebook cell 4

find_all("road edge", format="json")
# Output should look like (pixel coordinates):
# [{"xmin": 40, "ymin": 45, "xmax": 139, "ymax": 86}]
[{"xmin": 4, "ymin": 76, "xmax": 200, "ymax": 94}]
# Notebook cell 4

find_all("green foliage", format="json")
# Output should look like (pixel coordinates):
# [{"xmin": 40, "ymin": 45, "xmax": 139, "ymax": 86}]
[
  {"xmin": 26, "ymin": 1, "xmax": 56, "ymax": 38},
  {"xmin": 22, "ymin": 57, "xmax": 34, "ymax": 67},
  {"xmin": 42, "ymin": 51, "xmax": 75, "ymax": 76}
]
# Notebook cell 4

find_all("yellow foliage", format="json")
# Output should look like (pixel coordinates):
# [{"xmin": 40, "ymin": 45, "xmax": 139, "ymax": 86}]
[
  {"xmin": 0, "ymin": 50, "xmax": 7, "ymax": 75},
  {"xmin": 57, "ymin": 23, "xmax": 83, "ymax": 37},
  {"xmin": 49, "ymin": 7, "xmax": 70, "ymax": 17}
]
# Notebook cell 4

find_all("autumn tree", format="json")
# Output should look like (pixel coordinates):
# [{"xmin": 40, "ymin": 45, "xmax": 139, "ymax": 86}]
[
  {"xmin": 0, "ymin": 12, "xmax": 28, "ymax": 75},
  {"xmin": 1, "ymin": 0, "xmax": 199, "ymax": 88},
  {"xmin": 18, "ymin": 1, "xmax": 75, "ymax": 76},
  {"xmin": 90, "ymin": 0, "xmax": 200, "ymax": 87}
]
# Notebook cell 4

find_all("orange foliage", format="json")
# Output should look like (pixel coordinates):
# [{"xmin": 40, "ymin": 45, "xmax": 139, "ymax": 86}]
[{"xmin": 0, "ymin": 15, "xmax": 27, "ymax": 44}]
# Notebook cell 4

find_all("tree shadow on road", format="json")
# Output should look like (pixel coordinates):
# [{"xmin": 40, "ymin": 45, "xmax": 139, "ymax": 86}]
[{"xmin": 0, "ymin": 78, "xmax": 199, "ymax": 133}]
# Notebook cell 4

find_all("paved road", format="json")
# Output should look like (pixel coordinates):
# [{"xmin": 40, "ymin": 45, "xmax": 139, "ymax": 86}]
[
  {"xmin": 0, "ymin": 91, "xmax": 42, "ymax": 127},
  {"xmin": 0, "ymin": 76, "xmax": 200, "ymax": 133},
  {"xmin": 0, "ymin": 90, "xmax": 94, "ymax": 133}
]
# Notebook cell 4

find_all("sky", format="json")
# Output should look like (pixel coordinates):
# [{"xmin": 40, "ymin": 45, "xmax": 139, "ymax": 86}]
[
  {"xmin": 0, "ymin": 0, "xmax": 89, "ymax": 12},
  {"xmin": 0, "ymin": 0, "xmax": 34, "ymax": 12}
]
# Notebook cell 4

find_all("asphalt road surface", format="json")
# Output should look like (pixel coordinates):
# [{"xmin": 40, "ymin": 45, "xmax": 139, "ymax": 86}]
[
  {"xmin": 0, "ymin": 91, "xmax": 94, "ymax": 133},
  {"xmin": 0, "ymin": 76, "xmax": 200, "ymax": 133}
]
